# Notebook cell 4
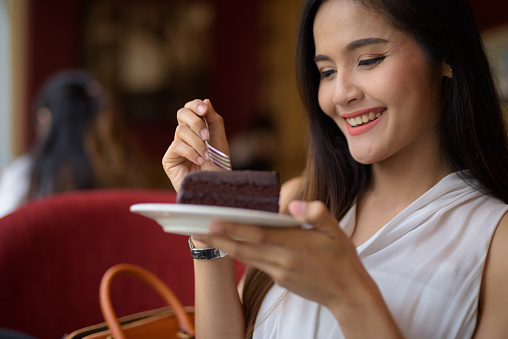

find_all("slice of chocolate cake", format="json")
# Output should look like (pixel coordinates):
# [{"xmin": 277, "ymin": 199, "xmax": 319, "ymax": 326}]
[{"xmin": 177, "ymin": 170, "xmax": 280, "ymax": 213}]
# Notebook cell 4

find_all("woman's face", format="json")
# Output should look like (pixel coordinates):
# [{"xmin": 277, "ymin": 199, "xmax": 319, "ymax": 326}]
[{"xmin": 314, "ymin": 0, "xmax": 448, "ymax": 165}]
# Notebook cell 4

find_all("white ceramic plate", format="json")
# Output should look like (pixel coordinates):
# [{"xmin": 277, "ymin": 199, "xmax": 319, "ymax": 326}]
[{"xmin": 130, "ymin": 203, "xmax": 312, "ymax": 235}]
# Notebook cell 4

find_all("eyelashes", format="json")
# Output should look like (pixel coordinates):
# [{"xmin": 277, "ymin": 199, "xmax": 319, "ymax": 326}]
[
  {"xmin": 358, "ymin": 56, "xmax": 386, "ymax": 67},
  {"xmin": 318, "ymin": 56, "xmax": 386, "ymax": 80},
  {"xmin": 320, "ymin": 69, "xmax": 336, "ymax": 79}
]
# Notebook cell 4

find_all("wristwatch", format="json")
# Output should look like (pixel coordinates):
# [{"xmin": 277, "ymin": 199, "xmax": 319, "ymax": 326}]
[{"xmin": 188, "ymin": 237, "xmax": 227, "ymax": 260}]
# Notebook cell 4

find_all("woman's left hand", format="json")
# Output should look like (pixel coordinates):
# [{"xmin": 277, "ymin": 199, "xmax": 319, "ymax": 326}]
[{"xmin": 194, "ymin": 200, "xmax": 374, "ymax": 311}]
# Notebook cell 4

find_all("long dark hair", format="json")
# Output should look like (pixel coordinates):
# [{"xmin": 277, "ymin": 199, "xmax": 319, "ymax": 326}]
[
  {"xmin": 243, "ymin": 0, "xmax": 508, "ymax": 336},
  {"xmin": 27, "ymin": 70, "xmax": 104, "ymax": 199}
]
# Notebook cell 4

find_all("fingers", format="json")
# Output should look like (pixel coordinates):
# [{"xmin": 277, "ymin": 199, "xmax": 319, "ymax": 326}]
[
  {"xmin": 174, "ymin": 123, "xmax": 209, "ymax": 159},
  {"xmin": 199, "ymin": 201, "xmax": 341, "ymax": 252},
  {"xmin": 195, "ymin": 222, "xmax": 341, "ymax": 294},
  {"xmin": 172, "ymin": 97, "xmax": 227, "ymax": 164},
  {"xmin": 162, "ymin": 98, "xmax": 226, "ymax": 190},
  {"xmin": 179, "ymin": 99, "xmax": 210, "ymax": 141},
  {"xmin": 179, "ymin": 98, "xmax": 228, "ymax": 152},
  {"xmin": 192, "ymin": 203, "xmax": 365, "ymax": 308},
  {"xmin": 201, "ymin": 99, "xmax": 229, "ymax": 154},
  {"xmin": 289, "ymin": 200, "xmax": 341, "ymax": 236},
  {"xmin": 164, "ymin": 136, "xmax": 205, "ymax": 169},
  {"xmin": 200, "ymin": 220, "xmax": 321, "ymax": 261},
  {"xmin": 202, "ymin": 99, "xmax": 222, "ymax": 124},
  {"xmin": 183, "ymin": 98, "xmax": 220, "ymax": 121},
  {"xmin": 195, "ymin": 226, "xmax": 294, "ymax": 268}
]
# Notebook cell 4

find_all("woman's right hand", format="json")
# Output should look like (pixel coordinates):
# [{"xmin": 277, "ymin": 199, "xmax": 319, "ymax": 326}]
[{"xmin": 163, "ymin": 99, "xmax": 230, "ymax": 192}]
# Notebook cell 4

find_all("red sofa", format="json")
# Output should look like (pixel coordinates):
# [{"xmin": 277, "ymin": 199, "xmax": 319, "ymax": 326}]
[{"xmin": 0, "ymin": 189, "xmax": 193, "ymax": 339}]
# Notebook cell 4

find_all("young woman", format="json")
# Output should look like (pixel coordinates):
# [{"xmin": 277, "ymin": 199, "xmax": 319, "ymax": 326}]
[{"xmin": 163, "ymin": 0, "xmax": 508, "ymax": 337}]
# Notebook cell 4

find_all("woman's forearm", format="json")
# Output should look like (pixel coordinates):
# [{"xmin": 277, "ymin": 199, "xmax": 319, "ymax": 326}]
[
  {"xmin": 329, "ymin": 280, "xmax": 404, "ymax": 339},
  {"xmin": 194, "ymin": 256, "xmax": 245, "ymax": 339}
]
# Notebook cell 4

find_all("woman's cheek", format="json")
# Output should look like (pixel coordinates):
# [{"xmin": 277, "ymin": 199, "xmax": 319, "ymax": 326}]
[
  {"xmin": 318, "ymin": 84, "xmax": 346, "ymax": 134},
  {"xmin": 318, "ymin": 84, "xmax": 334, "ymax": 118}
]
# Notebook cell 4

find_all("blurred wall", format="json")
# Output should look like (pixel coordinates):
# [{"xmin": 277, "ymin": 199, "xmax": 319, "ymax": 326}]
[
  {"xmin": 258, "ymin": 0, "xmax": 306, "ymax": 182},
  {"xmin": 24, "ymin": 0, "xmax": 81, "ymax": 150},
  {"xmin": 22, "ymin": 0, "xmax": 263, "ymax": 188},
  {"xmin": 471, "ymin": 0, "xmax": 508, "ymax": 29}
]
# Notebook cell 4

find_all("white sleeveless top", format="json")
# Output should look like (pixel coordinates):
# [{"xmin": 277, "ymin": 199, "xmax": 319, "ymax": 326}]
[{"xmin": 253, "ymin": 172, "xmax": 508, "ymax": 339}]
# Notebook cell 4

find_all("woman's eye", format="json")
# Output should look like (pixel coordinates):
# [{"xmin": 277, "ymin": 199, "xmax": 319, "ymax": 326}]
[
  {"xmin": 320, "ymin": 69, "xmax": 336, "ymax": 80},
  {"xmin": 359, "ymin": 56, "xmax": 386, "ymax": 68}
]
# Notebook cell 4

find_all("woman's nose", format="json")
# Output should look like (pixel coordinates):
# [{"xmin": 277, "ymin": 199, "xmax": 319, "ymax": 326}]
[{"xmin": 332, "ymin": 72, "xmax": 363, "ymax": 106}]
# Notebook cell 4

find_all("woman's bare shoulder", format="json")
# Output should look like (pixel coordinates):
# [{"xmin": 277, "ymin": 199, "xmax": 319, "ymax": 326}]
[
  {"xmin": 279, "ymin": 176, "xmax": 304, "ymax": 213},
  {"xmin": 475, "ymin": 210, "xmax": 508, "ymax": 338}
]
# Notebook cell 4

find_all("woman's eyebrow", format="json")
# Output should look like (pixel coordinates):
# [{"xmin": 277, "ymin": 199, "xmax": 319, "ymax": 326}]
[
  {"xmin": 347, "ymin": 37, "xmax": 388, "ymax": 51},
  {"xmin": 314, "ymin": 37, "xmax": 388, "ymax": 63}
]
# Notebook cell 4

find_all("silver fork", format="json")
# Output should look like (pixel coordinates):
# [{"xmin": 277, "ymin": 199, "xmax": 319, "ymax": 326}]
[{"xmin": 203, "ymin": 116, "xmax": 232, "ymax": 171}]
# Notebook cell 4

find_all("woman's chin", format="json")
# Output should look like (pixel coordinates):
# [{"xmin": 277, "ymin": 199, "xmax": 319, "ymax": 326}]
[{"xmin": 348, "ymin": 147, "xmax": 380, "ymax": 165}]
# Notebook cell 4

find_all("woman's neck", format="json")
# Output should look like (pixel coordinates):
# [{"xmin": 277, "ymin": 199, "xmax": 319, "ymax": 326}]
[
  {"xmin": 351, "ymin": 142, "xmax": 452, "ymax": 246},
  {"xmin": 366, "ymin": 141, "xmax": 452, "ymax": 208}
]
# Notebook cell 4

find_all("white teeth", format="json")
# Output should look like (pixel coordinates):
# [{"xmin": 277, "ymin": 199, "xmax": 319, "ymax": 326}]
[{"xmin": 346, "ymin": 111, "xmax": 384, "ymax": 127}]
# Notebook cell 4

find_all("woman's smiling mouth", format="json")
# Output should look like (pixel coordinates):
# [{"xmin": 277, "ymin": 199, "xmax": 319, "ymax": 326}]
[
  {"xmin": 347, "ymin": 110, "xmax": 385, "ymax": 127},
  {"xmin": 342, "ymin": 107, "xmax": 387, "ymax": 136}
]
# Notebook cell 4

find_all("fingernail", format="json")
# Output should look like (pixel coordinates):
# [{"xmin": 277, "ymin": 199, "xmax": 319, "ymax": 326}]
[
  {"xmin": 289, "ymin": 200, "xmax": 307, "ymax": 216},
  {"xmin": 197, "ymin": 157, "xmax": 205, "ymax": 164},
  {"xmin": 198, "ymin": 105, "xmax": 207, "ymax": 114},
  {"xmin": 204, "ymin": 150, "xmax": 210, "ymax": 160},
  {"xmin": 200, "ymin": 129, "xmax": 209, "ymax": 140}
]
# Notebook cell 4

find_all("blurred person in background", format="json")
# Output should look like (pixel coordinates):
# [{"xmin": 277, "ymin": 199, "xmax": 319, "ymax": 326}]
[{"xmin": 0, "ymin": 69, "xmax": 146, "ymax": 218}]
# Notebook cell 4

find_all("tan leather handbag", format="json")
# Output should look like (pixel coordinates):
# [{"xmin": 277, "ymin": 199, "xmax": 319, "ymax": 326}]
[{"xmin": 65, "ymin": 263, "xmax": 195, "ymax": 339}]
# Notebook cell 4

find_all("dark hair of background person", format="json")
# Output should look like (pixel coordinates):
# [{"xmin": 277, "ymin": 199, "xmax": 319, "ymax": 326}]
[
  {"xmin": 27, "ymin": 69, "xmax": 147, "ymax": 200},
  {"xmin": 241, "ymin": 0, "xmax": 508, "ymax": 337}
]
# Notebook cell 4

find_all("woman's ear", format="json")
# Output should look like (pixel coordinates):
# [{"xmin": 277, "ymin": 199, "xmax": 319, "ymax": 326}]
[{"xmin": 441, "ymin": 62, "xmax": 453, "ymax": 79}]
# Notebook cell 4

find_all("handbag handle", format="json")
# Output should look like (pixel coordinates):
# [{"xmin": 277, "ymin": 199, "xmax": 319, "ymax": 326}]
[{"xmin": 99, "ymin": 263, "xmax": 195, "ymax": 339}]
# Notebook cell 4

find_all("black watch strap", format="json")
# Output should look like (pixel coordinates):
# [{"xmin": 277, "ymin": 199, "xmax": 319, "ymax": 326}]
[{"xmin": 188, "ymin": 237, "xmax": 227, "ymax": 260}]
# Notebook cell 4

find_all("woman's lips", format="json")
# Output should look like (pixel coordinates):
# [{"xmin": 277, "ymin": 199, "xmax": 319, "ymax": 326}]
[{"xmin": 342, "ymin": 107, "xmax": 386, "ymax": 136}]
